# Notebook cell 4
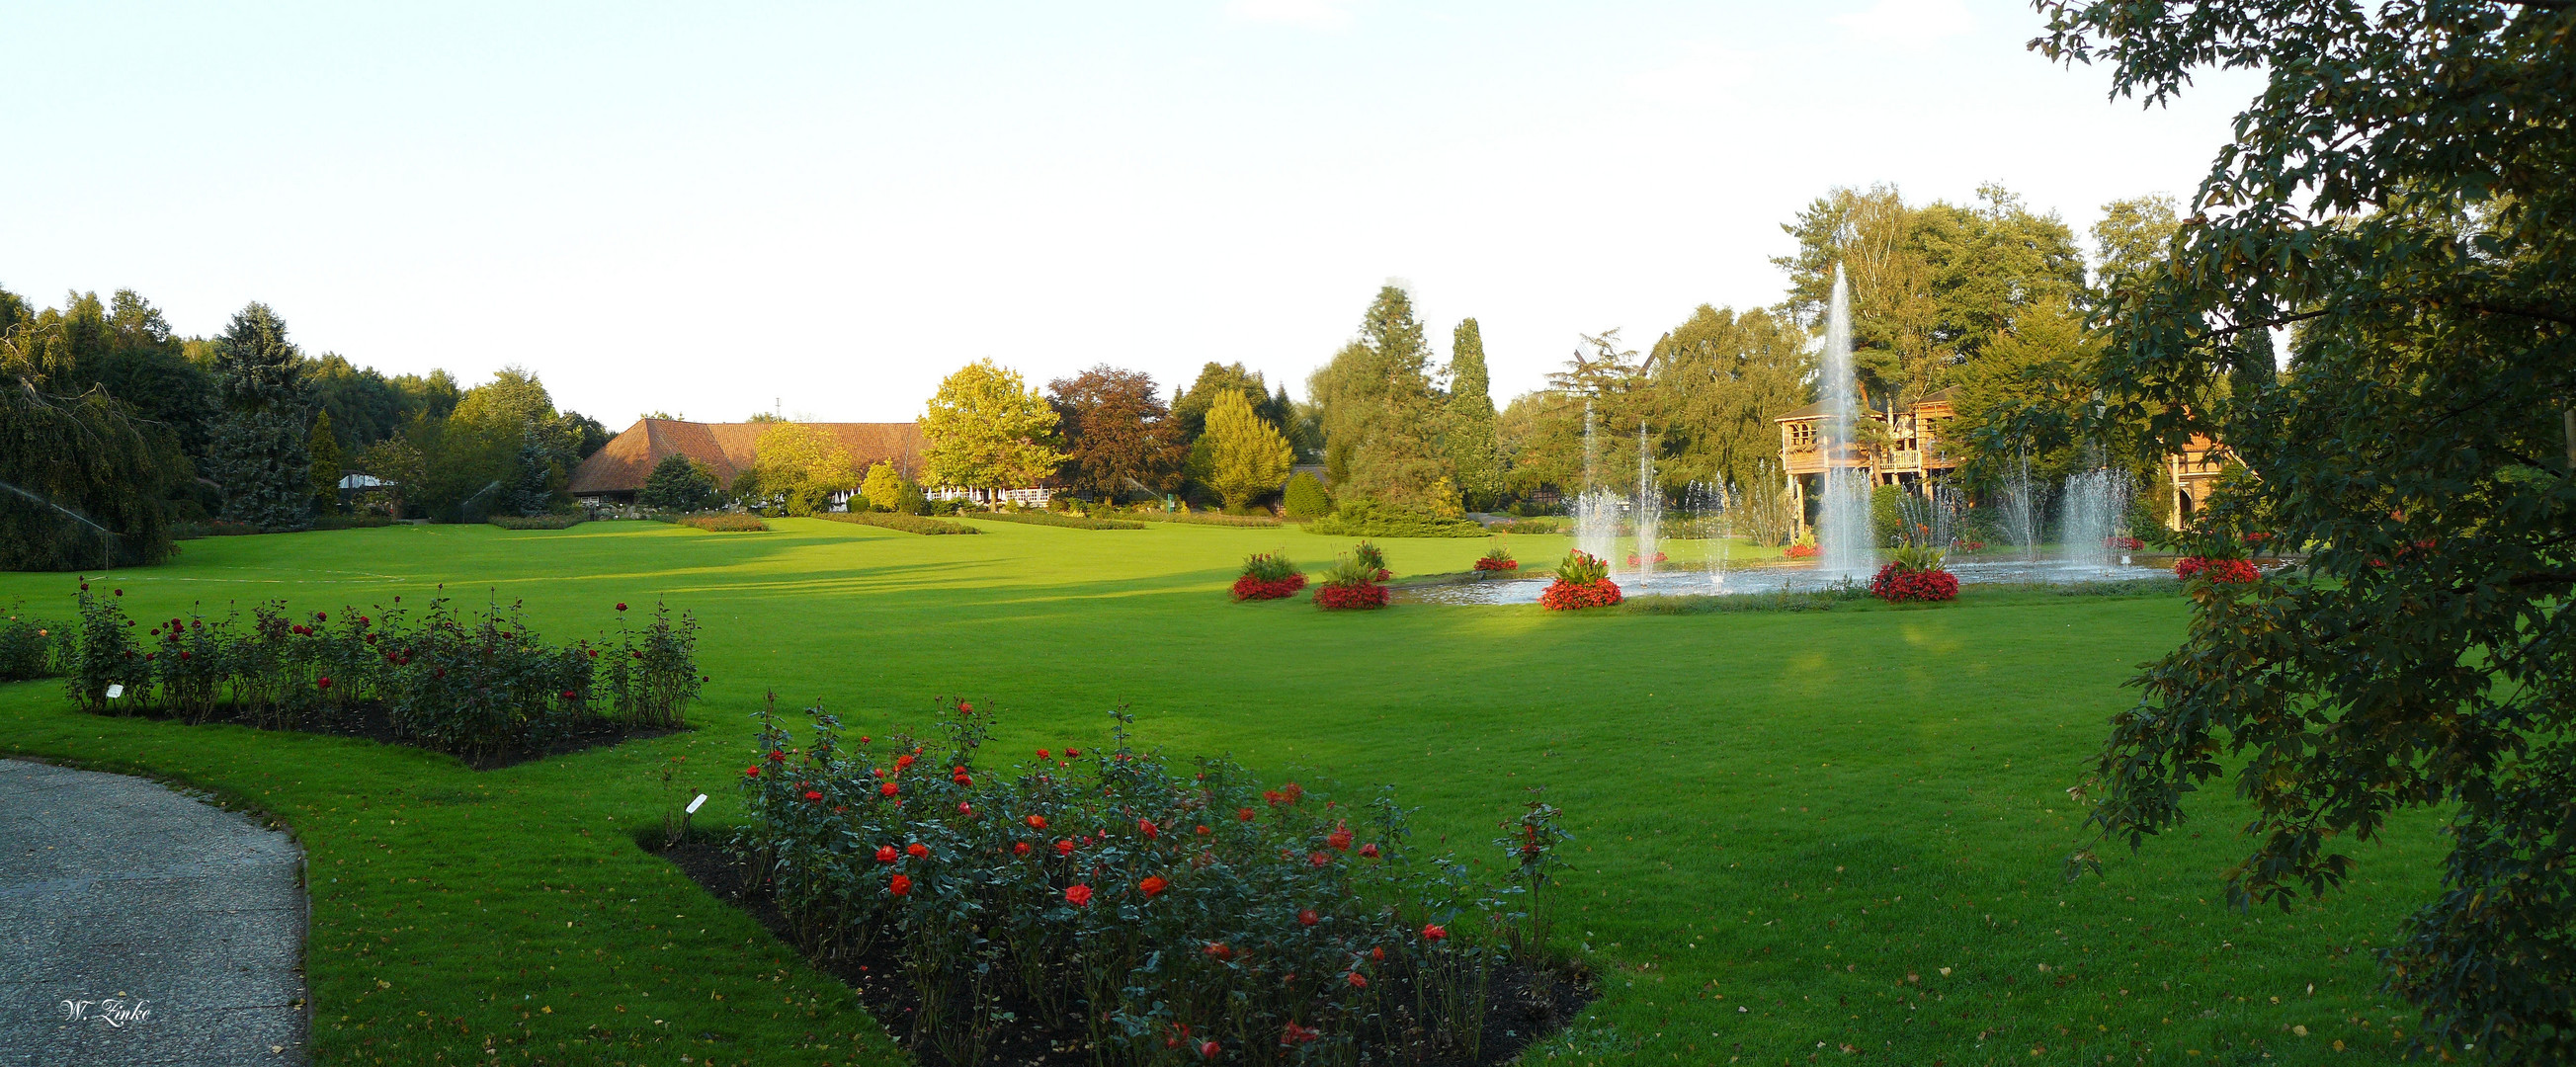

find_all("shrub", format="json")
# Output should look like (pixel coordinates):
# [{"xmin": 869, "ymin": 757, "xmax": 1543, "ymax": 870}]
[
  {"xmin": 0, "ymin": 608, "xmax": 63, "ymax": 681},
  {"xmin": 1282, "ymin": 473, "xmax": 1332, "ymax": 520},
  {"xmin": 601, "ymin": 601, "xmax": 704, "ymax": 729},
  {"xmin": 312, "ymin": 514, "xmax": 397, "ymax": 531},
  {"xmin": 489, "ymin": 515, "xmax": 587, "ymax": 531},
  {"xmin": 1230, "ymin": 552, "xmax": 1308, "ymax": 601},
  {"xmin": 818, "ymin": 513, "xmax": 980, "ymax": 535},
  {"xmin": 170, "ymin": 520, "xmax": 258, "ymax": 539},
  {"xmin": 1313, "ymin": 554, "xmax": 1389, "ymax": 610},
  {"xmin": 67, "ymin": 585, "xmax": 136, "ymax": 712},
  {"xmin": 732, "ymin": 703, "xmax": 1567, "ymax": 1065},
  {"xmin": 1306, "ymin": 500, "xmax": 1487, "ymax": 538},
  {"xmin": 1133, "ymin": 510, "xmax": 1281, "ymax": 528},
  {"xmin": 2175, "ymin": 556, "xmax": 2260, "ymax": 583},
  {"xmin": 972, "ymin": 512, "xmax": 1145, "ymax": 531},
  {"xmin": 677, "ymin": 514, "xmax": 769, "ymax": 533},
  {"xmin": 1498, "ymin": 518, "xmax": 1562, "ymax": 534},
  {"xmin": 1869, "ymin": 547, "xmax": 1958, "ymax": 604},
  {"xmin": 381, "ymin": 597, "xmax": 595, "ymax": 758},
  {"xmin": 1539, "ymin": 551, "xmax": 1621, "ymax": 611},
  {"xmin": 1474, "ymin": 546, "xmax": 1518, "ymax": 572}
]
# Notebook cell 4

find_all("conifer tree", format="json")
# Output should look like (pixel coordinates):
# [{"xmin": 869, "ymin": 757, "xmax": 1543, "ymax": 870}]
[
  {"xmin": 1188, "ymin": 390, "xmax": 1295, "ymax": 510},
  {"xmin": 307, "ymin": 409, "xmax": 344, "ymax": 513},
  {"xmin": 1446, "ymin": 318, "xmax": 1502, "ymax": 510},
  {"xmin": 205, "ymin": 303, "xmax": 314, "ymax": 531}
]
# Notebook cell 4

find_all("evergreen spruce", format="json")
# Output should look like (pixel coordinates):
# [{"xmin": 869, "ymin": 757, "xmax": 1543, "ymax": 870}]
[
  {"xmin": 507, "ymin": 429, "xmax": 556, "ymax": 518},
  {"xmin": 306, "ymin": 409, "xmax": 344, "ymax": 514},
  {"xmin": 205, "ymin": 303, "xmax": 313, "ymax": 531}
]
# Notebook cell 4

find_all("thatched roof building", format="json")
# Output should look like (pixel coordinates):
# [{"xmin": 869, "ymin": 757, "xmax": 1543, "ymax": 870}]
[{"xmin": 566, "ymin": 418, "xmax": 922, "ymax": 504}]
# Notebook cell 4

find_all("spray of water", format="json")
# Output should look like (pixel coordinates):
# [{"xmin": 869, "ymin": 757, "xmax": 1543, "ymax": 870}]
[{"xmin": 1815, "ymin": 265, "xmax": 1876, "ymax": 579}]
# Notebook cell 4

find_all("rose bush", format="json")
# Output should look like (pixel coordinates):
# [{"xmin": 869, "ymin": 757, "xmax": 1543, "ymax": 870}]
[
  {"xmin": 2174, "ymin": 556, "xmax": 2260, "ymax": 584},
  {"xmin": 734, "ymin": 701, "xmax": 1569, "ymax": 1066}
]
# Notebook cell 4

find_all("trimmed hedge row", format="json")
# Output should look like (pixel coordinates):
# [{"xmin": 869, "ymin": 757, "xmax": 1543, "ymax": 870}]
[
  {"xmin": 973, "ymin": 512, "xmax": 1146, "ymax": 531},
  {"xmin": 489, "ymin": 515, "xmax": 588, "ymax": 531},
  {"xmin": 819, "ymin": 512, "xmax": 981, "ymax": 535},
  {"xmin": 1133, "ymin": 511, "xmax": 1282, "ymax": 529}
]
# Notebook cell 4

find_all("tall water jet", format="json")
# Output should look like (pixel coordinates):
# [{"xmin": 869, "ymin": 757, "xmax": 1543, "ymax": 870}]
[
  {"xmin": 1996, "ymin": 450, "xmax": 2046, "ymax": 562},
  {"xmin": 2060, "ymin": 468, "xmax": 2135, "ymax": 571},
  {"xmin": 1815, "ymin": 265, "xmax": 1876, "ymax": 579},
  {"xmin": 1631, "ymin": 424, "xmax": 1661, "ymax": 577},
  {"xmin": 1574, "ymin": 402, "xmax": 1619, "ymax": 565}
]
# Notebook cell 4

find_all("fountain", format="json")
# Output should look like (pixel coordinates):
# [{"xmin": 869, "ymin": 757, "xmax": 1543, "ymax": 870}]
[
  {"xmin": 1631, "ymin": 425, "xmax": 1661, "ymax": 578},
  {"xmin": 1815, "ymin": 265, "xmax": 1875, "ymax": 580},
  {"xmin": 1573, "ymin": 402, "xmax": 1620, "ymax": 566},
  {"xmin": 2059, "ymin": 468, "xmax": 2135, "ymax": 572},
  {"xmin": 1995, "ymin": 450, "xmax": 2046, "ymax": 562}
]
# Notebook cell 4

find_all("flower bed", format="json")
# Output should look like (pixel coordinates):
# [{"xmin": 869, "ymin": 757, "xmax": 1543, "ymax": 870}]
[
  {"xmin": 819, "ymin": 512, "xmax": 981, "ymax": 535},
  {"xmin": 59, "ymin": 585, "xmax": 701, "ymax": 764},
  {"xmin": 2104, "ymin": 535, "xmax": 2145, "ymax": 550},
  {"xmin": 1230, "ymin": 552, "xmax": 1309, "ymax": 601},
  {"xmin": 676, "ymin": 513, "xmax": 769, "ymax": 533},
  {"xmin": 973, "ymin": 511, "xmax": 1147, "ymax": 531},
  {"xmin": 1540, "ymin": 551, "xmax": 1621, "ymax": 611},
  {"xmin": 1621, "ymin": 551, "xmax": 1669, "ymax": 567},
  {"xmin": 1312, "ymin": 553, "xmax": 1388, "ymax": 610},
  {"xmin": 1868, "ymin": 563, "xmax": 1960, "ymax": 603},
  {"xmin": 1473, "ymin": 546, "xmax": 1519, "ymax": 572},
  {"xmin": 2175, "ymin": 556, "xmax": 2260, "ymax": 583},
  {"xmin": 1952, "ymin": 539, "xmax": 1987, "ymax": 553},
  {"xmin": 1783, "ymin": 543, "xmax": 1819, "ymax": 559},
  {"xmin": 720, "ymin": 701, "xmax": 1584, "ymax": 1065}
]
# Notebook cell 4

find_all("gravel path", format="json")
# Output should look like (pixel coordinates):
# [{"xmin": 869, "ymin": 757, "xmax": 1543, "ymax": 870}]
[{"xmin": 0, "ymin": 759, "xmax": 307, "ymax": 1065}]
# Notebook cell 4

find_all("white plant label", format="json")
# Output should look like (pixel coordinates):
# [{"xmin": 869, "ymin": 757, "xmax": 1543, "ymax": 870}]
[
  {"xmin": 105, "ymin": 685, "xmax": 124, "ymax": 699},
  {"xmin": 685, "ymin": 793, "xmax": 707, "ymax": 815}
]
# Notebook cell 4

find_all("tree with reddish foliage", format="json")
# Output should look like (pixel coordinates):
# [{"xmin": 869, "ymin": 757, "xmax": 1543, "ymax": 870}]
[{"xmin": 1047, "ymin": 365, "xmax": 1183, "ymax": 501}]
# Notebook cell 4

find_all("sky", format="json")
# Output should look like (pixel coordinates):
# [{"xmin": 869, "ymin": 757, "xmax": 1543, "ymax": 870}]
[{"xmin": 1, "ymin": 0, "xmax": 2267, "ymax": 426}]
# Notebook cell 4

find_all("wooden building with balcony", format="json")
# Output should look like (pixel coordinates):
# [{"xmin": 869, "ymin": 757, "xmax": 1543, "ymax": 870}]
[{"xmin": 1775, "ymin": 386, "xmax": 1963, "ymax": 536}]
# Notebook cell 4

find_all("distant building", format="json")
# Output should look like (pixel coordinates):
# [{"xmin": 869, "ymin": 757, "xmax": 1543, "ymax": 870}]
[
  {"xmin": 1775, "ymin": 386, "xmax": 1964, "ymax": 535},
  {"xmin": 2165, "ymin": 433, "xmax": 2229, "ymax": 529},
  {"xmin": 566, "ymin": 418, "xmax": 923, "ymax": 508}
]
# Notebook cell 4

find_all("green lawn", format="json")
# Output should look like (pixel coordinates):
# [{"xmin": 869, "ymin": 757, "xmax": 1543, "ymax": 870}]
[{"xmin": 0, "ymin": 519, "xmax": 2442, "ymax": 1066}]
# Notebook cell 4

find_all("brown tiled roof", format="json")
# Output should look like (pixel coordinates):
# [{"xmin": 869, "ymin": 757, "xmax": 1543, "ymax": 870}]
[{"xmin": 567, "ymin": 419, "xmax": 924, "ymax": 495}]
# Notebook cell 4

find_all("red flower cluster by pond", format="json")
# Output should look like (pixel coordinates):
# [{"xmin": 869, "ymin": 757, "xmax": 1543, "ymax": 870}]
[
  {"xmin": 1869, "ymin": 562, "xmax": 1960, "ymax": 604},
  {"xmin": 1784, "ymin": 543, "xmax": 1821, "ymax": 559},
  {"xmin": 1538, "ymin": 578, "xmax": 1621, "ymax": 611},
  {"xmin": 1471, "ymin": 555, "xmax": 1519, "ymax": 571},
  {"xmin": 2175, "ymin": 556, "xmax": 2260, "ymax": 583},
  {"xmin": 2104, "ymin": 535, "xmax": 2145, "ymax": 550},
  {"xmin": 1622, "ymin": 551, "xmax": 1670, "ymax": 566},
  {"xmin": 1230, "ymin": 572, "xmax": 1309, "ymax": 602},
  {"xmin": 1312, "ymin": 583, "xmax": 1389, "ymax": 611}
]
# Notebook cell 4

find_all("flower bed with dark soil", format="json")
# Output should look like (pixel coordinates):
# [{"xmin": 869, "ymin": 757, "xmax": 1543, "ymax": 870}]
[
  {"xmin": 90, "ymin": 699, "xmax": 680, "ymax": 771},
  {"xmin": 654, "ymin": 841, "xmax": 1592, "ymax": 1067}
]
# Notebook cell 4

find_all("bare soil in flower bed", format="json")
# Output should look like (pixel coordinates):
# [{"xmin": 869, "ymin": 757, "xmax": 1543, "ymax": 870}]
[
  {"xmin": 655, "ymin": 841, "xmax": 1597, "ymax": 1067},
  {"xmin": 85, "ymin": 700, "xmax": 681, "ymax": 771}
]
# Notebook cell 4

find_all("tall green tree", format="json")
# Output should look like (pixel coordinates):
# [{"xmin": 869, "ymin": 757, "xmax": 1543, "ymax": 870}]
[
  {"xmin": 920, "ymin": 359, "xmax": 1067, "ymax": 493},
  {"xmin": 307, "ymin": 409, "xmax": 345, "ymax": 513},
  {"xmin": 1049, "ymin": 366, "xmax": 1184, "ymax": 499},
  {"xmin": 1642, "ymin": 305, "xmax": 1812, "ymax": 494},
  {"xmin": 2038, "ymin": 3, "xmax": 2576, "ymax": 1059},
  {"xmin": 1307, "ymin": 286, "xmax": 1454, "ymax": 508},
  {"xmin": 205, "ymin": 302, "xmax": 314, "ymax": 531},
  {"xmin": 1170, "ymin": 363, "xmax": 1293, "ymax": 447},
  {"xmin": 0, "ymin": 305, "xmax": 178, "ymax": 569},
  {"xmin": 637, "ymin": 453, "xmax": 718, "ymax": 513},
  {"xmin": 1187, "ymin": 389, "xmax": 1295, "ymax": 510},
  {"xmin": 1446, "ymin": 318, "xmax": 1503, "ymax": 510}
]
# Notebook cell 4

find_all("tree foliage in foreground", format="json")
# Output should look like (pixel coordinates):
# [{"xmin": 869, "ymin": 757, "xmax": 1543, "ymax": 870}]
[
  {"xmin": 2041, "ymin": 2, "xmax": 2575, "ymax": 1059},
  {"xmin": 0, "ymin": 319, "xmax": 178, "ymax": 569}
]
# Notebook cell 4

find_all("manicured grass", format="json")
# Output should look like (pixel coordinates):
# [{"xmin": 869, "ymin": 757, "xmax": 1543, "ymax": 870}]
[{"xmin": 0, "ymin": 520, "xmax": 2440, "ymax": 1066}]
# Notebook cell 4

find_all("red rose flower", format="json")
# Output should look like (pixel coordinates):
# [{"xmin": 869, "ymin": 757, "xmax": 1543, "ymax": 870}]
[
  {"xmin": 317, "ymin": 677, "xmax": 332, "ymax": 690},
  {"xmin": 1138, "ymin": 818, "xmax": 1159, "ymax": 839},
  {"xmin": 879, "ymin": 782, "xmax": 899, "ymax": 797},
  {"xmin": 1359, "ymin": 843, "xmax": 1379, "ymax": 859},
  {"xmin": 1196, "ymin": 824, "xmax": 1210, "ymax": 836},
  {"xmin": 1326, "ymin": 827, "xmax": 1352, "ymax": 851},
  {"xmin": 1423, "ymin": 923, "xmax": 1447, "ymax": 941},
  {"xmin": 744, "ymin": 766, "xmax": 761, "ymax": 778},
  {"xmin": 905, "ymin": 843, "xmax": 929, "ymax": 860},
  {"xmin": 1200, "ymin": 1039, "xmax": 1221, "ymax": 1059},
  {"xmin": 1064, "ymin": 883, "xmax": 1093, "ymax": 907},
  {"xmin": 1013, "ymin": 842, "xmax": 1032, "ymax": 856},
  {"xmin": 1065, "ymin": 748, "xmax": 1081, "ymax": 758},
  {"xmin": 888, "ymin": 873, "xmax": 912, "ymax": 896},
  {"xmin": 1308, "ymin": 852, "xmax": 1330, "ymax": 868},
  {"xmin": 768, "ymin": 749, "xmax": 786, "ymax": 762},
  {"xmin": 1027, "ymin": 814, "xmax": 1048, "ymax": 830},
  {"xmin": 615, "ymin": 603, "xmax": 627, "ymax": 612},
  {"xmin": 1237, "ymin": 807, "xmax": 1255, "ymax": 821},
  {"xmin": 802, "ymin": 790, "xmax": 822, "ymax": 802},
  {"xmin": 1346, "ymin": 972, "xmax": 1367, "ymax": 989},
  {"xmin": 876, "ymin": 845, "xmax": 898, "ymax": 863},
  {"xmin": 1371, "ymin": 946, "xmax": 1384, "ymax": 961},
  {"xmin": 1204, "ymin": 942, "xmax": 1232, "ymax": 959},
  {"xmin": 894, "ymin": 754, "xmax": 916, "ymax": 771},
  {"xmin": 1036, "ymin": 749, "xmax": 1050, "ymax": 760},
  {"xmin": 1297, "ymin": 908, "xmax": 1319, "ymax": 927},
  {"xmin": 1139, "ymin": 875, "xmax": 1170, "ymax": 898},
  {"xmin": 957, "ymin": 700, "xmax": 972, "ymax": 713},
  {"xmin": 1056, "ymin": 840, "xmax": 1076, "ymax": 856}
]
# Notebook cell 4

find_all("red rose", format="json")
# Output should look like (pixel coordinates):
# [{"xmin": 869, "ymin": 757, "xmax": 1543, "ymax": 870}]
[
  {"xmin": 1200, "ymin": 1039, "xmax": 1220, "ymax": 1059},
  {"xmin": 1238, "ymin": 806, "xmax": 1257, "ymax": 821},
  {"xmin": 1371, "ymin": 946, "xmax": 1384, "ymax": 960},
  {"xmin": 317, "ymin": 677, "xmax": 332, "ymax": 690},
  {"xmin": 1308, "ymin": 852, "xmax": 1330, "ymax": 868},
  {"xmin": 1196, "ymin": 824, "xmax": 1210, "ymax": 836},
  {"xmin": 1056, "ymin": 840, "xmax": 1076, "ymax": 856},
  {"xmin": 1013, "ymin": 842, "xmax": 1032, "ymax": 856},
  {"xmin": 888, "ymin": 873, "xmax": 911, "ymax": 896},
  {"xmin": 1065, "ymin": 748, "xmax": 1082, "ymax": 758},
  {"xmin": 1027, "ymin": 815, "xmax": 1048, "ymax": 830},
  {"xmin": 957, "ymin": 700, "xmax": 972, "ymax": 713},
  {"xmin": 905, "ymin": 843, "xmax": 929, "ymax": 860},
  {"xmin": 1138, "ymin": 818, "xmax": 1159, "ymax": 839},
  {"xmin": 1346, "ymin": 972, "xmax": 1367, "ymax": 989},
  {"xmin": 1326, "ymin": 827, "xmax": 1352, "ymax": 851},
  {"xmin": 744, "ymin": 766, "xmax": 761, "ymax": 778},
  {"xmin": 768, "ymin": 750, "xmax": 786, "ymax": 762},
  {"xmin": 1423, "ymin": 924, "xmax": 1447, "ymax": 941},
  {"xmin": 875, "ymin": 846, "xmax": 898, "ymax": 863},
  {"xmin": 1064, "ymin": 883, "xmax": 1093, "ymax": 907},
  {"xmin": 1139, "ymin": 875, "xmax": 1170, "ymax": 898},
  {"xmin": 1204, "ymin": 942, "xmax": 1232, "ymax": 959},
  {"xmin": 894, "ymin": 754, "xmax": 916, "ymax": 771},
  {"xmin": 958, "ymin": 802, "xmax": 974, "ymax": 816},
  {"xmin": 879, "ymin": 782, "xmax": 899, "ymax": 797},
  {"xmin": 1297, "ymin": 908, "xmax": 1319, "ymax": 927},
  {"xmin": 802, "ymin": 789, "xmax": 822, "ymax": 802},
  {"xmin": 1036, "ymin": 749, "xmax": 1050, "ymax": 760},
  {"xmin": 560, "ymin": 690, "xmax": 576, "ymax": 699},
  {"xmin": 615, "ymin": 603, "xmax": 627, "ymax": 612}
]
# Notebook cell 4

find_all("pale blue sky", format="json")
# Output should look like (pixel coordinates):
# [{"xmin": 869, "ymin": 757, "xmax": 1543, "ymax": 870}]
[{"xmin": 2, "ymin": 1, "xmax": 2263, "ymax": 424}]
